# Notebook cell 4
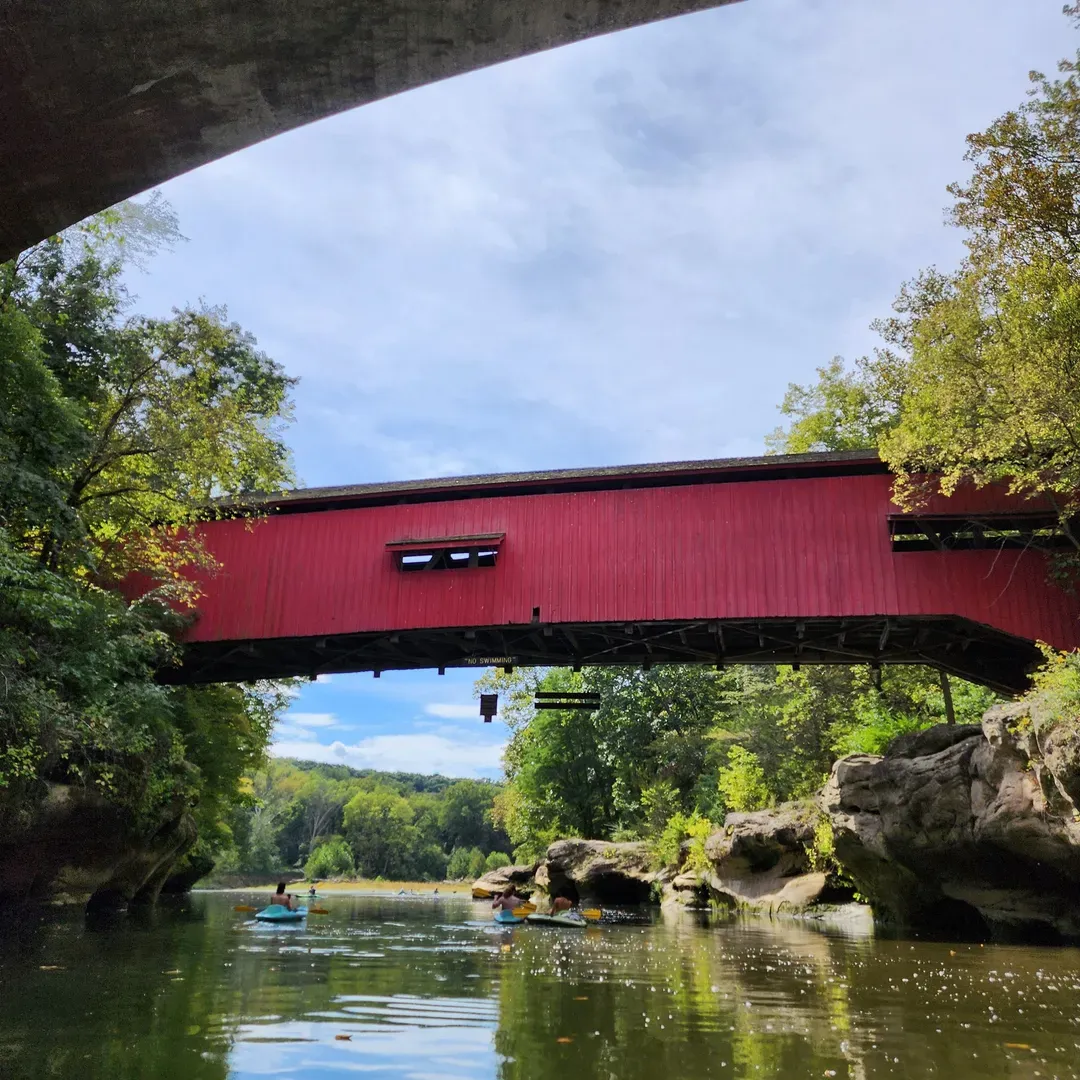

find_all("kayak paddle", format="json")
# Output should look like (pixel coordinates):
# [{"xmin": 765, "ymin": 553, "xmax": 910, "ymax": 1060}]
[
  {"xmin": 581, "ymin": 909, "xmax": 602, "ymax": 921},
  {"xmin": 234, "ymin": 905, "xmax": 257, "ymax": 913},
  {"xmin": 511, "ymin": 903, "xmax": 537, "ymax": 918}
]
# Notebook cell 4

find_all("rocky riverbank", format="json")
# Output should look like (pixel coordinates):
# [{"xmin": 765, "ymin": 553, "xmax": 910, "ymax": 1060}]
[
  {"xmin": 475, "ymin": 704, "xmax": 1080, "ymax": 943},
  {"xmin": 0, "ymin": 783, "xmax": 196, "ymax": 910}
]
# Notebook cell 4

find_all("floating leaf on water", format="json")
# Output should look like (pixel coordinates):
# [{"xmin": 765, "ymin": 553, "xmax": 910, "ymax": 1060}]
[
  {"xmin": 38, "ymin": 965, "xmax": 64, "ymax": 971},
  {"xmin": 1004, "ymin": 1043, "xmax": 1031, "ymax": 1050},
  {"xmin": 335, "ymin": 1034, "xmax": 352, "ymax": 1041},
  {"xmin": 574, "ymin": 997, "xmax": 588, "ymax": 1001},
  {"xmin": 556, "ymin": 1037, "xmax": 573, "ymax": 1044},
  {"xmin": 186, "ymin": 1025, "xmax": 201, "ymax": 1035}
]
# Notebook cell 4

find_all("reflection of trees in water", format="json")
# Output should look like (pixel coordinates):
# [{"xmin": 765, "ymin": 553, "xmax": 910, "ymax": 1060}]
[
  {"xmin": 0, "ymin": 900, "xmax": 233, "ymax": 1080},
  {"xmin": 492, "ymin": 914, "xmax": 875, "ymax": 1080},
  {"xmin": 0, "ymin": 896, "xmax": 500, "ymax": 1080}
]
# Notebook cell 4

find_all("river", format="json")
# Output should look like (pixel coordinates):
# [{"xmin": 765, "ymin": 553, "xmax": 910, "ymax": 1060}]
[{"xmin": 1, "ymin": 893, "xmax": 1078, "ymax": 1079}]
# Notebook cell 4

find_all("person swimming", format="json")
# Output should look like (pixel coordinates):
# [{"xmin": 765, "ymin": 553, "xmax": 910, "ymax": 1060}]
[{"xmin": 271, "ymin": 882, "xmax": 296, "ymax": 910}]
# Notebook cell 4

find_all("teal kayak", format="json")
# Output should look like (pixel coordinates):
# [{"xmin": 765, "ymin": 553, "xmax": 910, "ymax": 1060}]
[
  {"xmin": 493, "ymin": 909, "xmax": 525, "ymax": 925},
  {"xmin": 525, "ymin": 913, "xmax": 587, "ymax": 928},
  {"xmin": 254, "ymin": 904, "xmax": 308, "ymax": 923}
]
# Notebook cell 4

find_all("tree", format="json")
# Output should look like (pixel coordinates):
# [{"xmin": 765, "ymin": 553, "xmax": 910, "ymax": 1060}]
[
  {"xmin": 773, "ymin": 16, "xmax": 1080, "ymax": 546},
  {"xmin": 438, "ymin": 779, "xmax": 509, "ymax": 854},
  {"xmin": 343, "ymin": 786, "xmax": 417, "ymax": 879},
  {"xmin": 766, "ymin": 356, "xmax": 896, "ymax": 454},
  {"xmin": 305, "ymin": 837, "xmax": 355, "ymax": 879},
  {"xmin": 446, "ymin": 846, "xmax": 486, "ymax": 881},
  {"xmin": 2, "ymin": 208, "xmax": 295, "ymax": 584},
  {"xmin": 484, "ymin": 851, "xmax": 512, "ymax": 872},
  {"xmin": 0, "ymin": 198, "xmax": 296, "ymax": 881}
]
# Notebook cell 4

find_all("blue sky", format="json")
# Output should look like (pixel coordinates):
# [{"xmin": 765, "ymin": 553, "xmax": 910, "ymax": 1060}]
[{"xmin": 125, "ymin": 0, "xmax": 1071, "ymax": 779}]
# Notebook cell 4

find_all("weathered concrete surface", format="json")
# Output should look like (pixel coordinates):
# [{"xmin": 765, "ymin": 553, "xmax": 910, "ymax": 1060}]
[{"xmin": 1, "ymin": 0, "xmax": 744, "ymax": 260}]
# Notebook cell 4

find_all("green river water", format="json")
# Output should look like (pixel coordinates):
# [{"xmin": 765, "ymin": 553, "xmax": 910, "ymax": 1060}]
[{"xmin": 1, "ymin": 893, "xmax": 1079, "ymax": 1079}]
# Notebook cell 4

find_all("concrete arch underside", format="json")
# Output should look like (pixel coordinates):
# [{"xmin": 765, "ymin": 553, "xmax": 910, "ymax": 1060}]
[{"xmin": 1, "ymin": 0, "xmax": 742, "ymax": 261}]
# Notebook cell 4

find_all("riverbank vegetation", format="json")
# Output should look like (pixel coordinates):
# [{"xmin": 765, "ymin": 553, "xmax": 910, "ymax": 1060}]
[{"xmin": 0, "ymin": 202, "xmax": 295, "ymax": 871}]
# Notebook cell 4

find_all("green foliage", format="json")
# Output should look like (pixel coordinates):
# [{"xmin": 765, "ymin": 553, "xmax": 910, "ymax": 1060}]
[
  {"xmin": 484, "ymin": 850, "xmax": 512, "ymax": 872},
  {"xmin": 767, "ymin": 356, "xmax": 897, "ymax": 454},
  {"xmin": 305, "ymin": 837, "xmax": 355, "ymax": 879},
  {"xmin": 446, "ymin": 846, "xmax": 487, "ymax": 881},
  {"xmin": 805, "ymin": 816, "xmax": 837, "ymax": 875},
  {"xmin": 650, "ymin": 811, "xmax": 715, "ymax": 872},
  {"xmin": 484, "ymin": 661, "xmax": 990, "ymax": 856},
  {"xmin": 716, "ymin": 747, "xmax": 770, "ymax": 814},
  {"xmin": 215, "ymin": 759, "xmax": 510, "ymax": 882},
  {"xmin": 771, "ymin": 22, "xmax": 1080, "ymax": 555},
  {"xmin": 0, "ymin": 199, "xmax": 293, "ymax": 862}
]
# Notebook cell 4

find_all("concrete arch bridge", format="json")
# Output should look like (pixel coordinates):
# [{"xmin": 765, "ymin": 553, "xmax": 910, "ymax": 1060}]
[{"xmin": 1, "ymin": 0, "xmax": 746, "ymax": 260}]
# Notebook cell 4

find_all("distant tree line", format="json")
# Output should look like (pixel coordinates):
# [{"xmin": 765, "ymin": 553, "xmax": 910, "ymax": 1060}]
[{"xmin": 213, "ymin": 759, "xmax": 512, "ymax": 882}]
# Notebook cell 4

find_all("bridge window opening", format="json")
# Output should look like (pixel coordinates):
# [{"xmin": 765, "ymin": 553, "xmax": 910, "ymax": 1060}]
[
  {"xmin": 889, "ymin": 513, "xmax": 1069, "ymax": 552},
  {"xmin": 387, "ymin": 533, "xmax": 504, "ymax": 572}
]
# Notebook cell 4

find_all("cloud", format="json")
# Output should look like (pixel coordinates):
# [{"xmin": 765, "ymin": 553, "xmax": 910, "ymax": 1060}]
[
  {"xmin": 287, "ymin": 712, "xmax": 338, "ymax": 728},
  {"xmin": 424, "ymin": 703, "xmax": 481, "ymax": 720},
  {"xmin": 270, "ymin": 734, "xmax": 505, "ymax": 778},
  {"xmin": 139, "ymin": 0, "xmax": 1070, "ymax": 491}
]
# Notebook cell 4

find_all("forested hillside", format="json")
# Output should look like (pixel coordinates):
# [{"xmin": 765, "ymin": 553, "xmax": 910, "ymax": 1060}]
[{"xmin": 211, "ymin": 759, "xmax": 511, "ymax": 883}]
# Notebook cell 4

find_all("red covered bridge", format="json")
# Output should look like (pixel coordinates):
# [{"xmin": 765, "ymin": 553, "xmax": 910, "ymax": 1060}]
[{"xmin": 166, "ymin": 450, "xmax": 1080, "ymax": 693}]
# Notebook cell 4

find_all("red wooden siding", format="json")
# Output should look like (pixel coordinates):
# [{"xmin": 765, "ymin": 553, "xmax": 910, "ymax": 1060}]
[{"xmin": 182, "ymin": 471, "xmax": 1079, "ymax": 651}]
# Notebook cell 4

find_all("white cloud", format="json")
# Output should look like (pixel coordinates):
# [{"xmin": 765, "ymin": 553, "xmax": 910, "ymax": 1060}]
[
  {"xmin": 424, "ymin": 703, "xmax": 481, "ymax": 720},
  {"xmin": 287, "ymin": 712, "xmax": 339, "ymax": 728},
  {"xmin": 270, "ymin": 734, "xmax": 506, "ymax": 778},
  {"xmin": 139, "ymin": 0, "xmax": 1070, "ymax": 490}
]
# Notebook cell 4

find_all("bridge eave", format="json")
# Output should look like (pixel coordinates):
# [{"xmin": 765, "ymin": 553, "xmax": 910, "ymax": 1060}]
[{"xmin": 161, "ymin": 615, "xmax": 1039, "ymax": 695}]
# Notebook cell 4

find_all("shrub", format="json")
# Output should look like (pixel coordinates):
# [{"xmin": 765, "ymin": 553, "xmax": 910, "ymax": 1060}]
[
  {"xmin": 304, "ymin": 837, "xmax": 355, "ymax": 879},
  {"xmin": 717, "ymin": 746, "xmax": 771, "ymax": 813},
  {"xmin": 484, "ymin": 850, "xmax": 512, "ymax": 872},
  {"xmin": 650, "ymin": 811, "xmax": 715, "ymax": 871}
]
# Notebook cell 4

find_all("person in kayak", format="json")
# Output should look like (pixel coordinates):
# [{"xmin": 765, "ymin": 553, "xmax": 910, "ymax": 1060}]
[
  {"xmin": 491, "ymin": 885, "xmax": 527, "ymax": 912},
  {"xmin": 271, "ymin": 882, "xmax": 297, "ymax": 910},
  {"xmin": 308, "ymin": 883, "xmax": 318, "ymax": 898}
]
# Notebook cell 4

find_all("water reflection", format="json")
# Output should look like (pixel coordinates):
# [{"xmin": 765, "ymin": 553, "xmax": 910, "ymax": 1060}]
[{"xmin": 0, "ymin": 895, "xmax": 1078, "ymax": 1079}]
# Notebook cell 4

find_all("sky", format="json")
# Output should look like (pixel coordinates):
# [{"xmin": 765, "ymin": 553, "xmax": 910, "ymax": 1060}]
[{"xmin": 124, "ymin": 0, "xmax": 1072, "ymax": 779}]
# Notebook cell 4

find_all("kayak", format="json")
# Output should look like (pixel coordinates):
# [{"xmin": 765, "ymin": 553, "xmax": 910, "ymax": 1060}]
[
  {"xmin": 493, "ymin": 909, "xmax": 525, "ymax": 925},
  {"xmin": 254, "ymin": 904, "xmax": 308, "ymax": 923},
  {"xmin": 525, "ymin": 913, "xmax": 587, "ymax": 928}
]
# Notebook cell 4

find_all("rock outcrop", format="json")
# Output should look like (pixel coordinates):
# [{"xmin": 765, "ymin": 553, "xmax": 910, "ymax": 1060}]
[
  {"xmin": 0, "ymin": 783, "xmax": 196, "ymax": 910},
  {"xmin": 470, "ymin": 863, "xmax": 538, "ymax": 897},
  {"xmin": 537, "ymin": 839, "xmax": 655, "ymax": 903},
  {"xmin": 823, "ymin": 708, "xmax": 1080, "ymax": 941},
  {"xmin": 702, "ymin": 802, "xmax": 830, "ymax": 913},
  {"xmin": 660, "ymin": 802, "xmax": 838, "ymax": 914}
]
